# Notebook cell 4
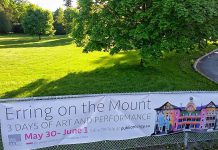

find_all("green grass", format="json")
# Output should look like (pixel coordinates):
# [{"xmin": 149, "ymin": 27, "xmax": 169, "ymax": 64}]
[{"xmin": 0, "ymin": 34, "xmax": 217, "ymax": 98}]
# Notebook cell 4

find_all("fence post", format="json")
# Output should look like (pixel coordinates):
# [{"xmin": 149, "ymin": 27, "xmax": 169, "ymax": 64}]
[{"xmin": 184, "ymin": 132, "xmax": 188, "ymax": 150}]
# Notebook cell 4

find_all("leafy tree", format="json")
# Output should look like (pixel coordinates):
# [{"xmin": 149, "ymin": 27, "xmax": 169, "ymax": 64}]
[
  {"xmin": 64, "ymin": 7, "xmax": 78, "ymax": 34},
  {"xmin": 22, "ymin": 6, "xmax": 55, "ymax": 40},
  {"xmin": 53, "ymin": 8, "xmax": 66, "ymax": 35},
  {"xmin": 0, "ymin": 0, "xmax": 29, "ymax": 33},
  {"xmin": 71, "ymin": 0, "xmax": 91, "ymax": 46},
  {"xmin": 0, "ymin": 0, "xmax": 9, "ymax": 10},
  {"xmin": 73, "ymin": 0, "xmax": 218, "ymax": 65},
  {"xmin": 0, "ymin": 11, "xmax": 11, "ymax": 33},
  {"xmin": 10, "ymin": 0, "xmax": 29, "ymax": 23},
  {"xmin": 10, "ymin": 0, "xmax": 29, "ymax": 33},
  {"xmin": 0, "ymin": 0, "xmax": 11, "ymax": 33},
  {"xmin": 0, "ymin": 0, "xmax": 28, "ymax": 22}
]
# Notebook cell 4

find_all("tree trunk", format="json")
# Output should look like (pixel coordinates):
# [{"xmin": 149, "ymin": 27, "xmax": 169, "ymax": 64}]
[
  {"xmin": 38, "ymin": 34, "xmax": 41, "ymax": 40},
  {"xmin": 140, "ymin": 58, "xmax": 144, "ymax": 66}
]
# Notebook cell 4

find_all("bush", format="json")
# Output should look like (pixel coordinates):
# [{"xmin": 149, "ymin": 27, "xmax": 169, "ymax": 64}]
[
  {"xmin": 53, "ymin": 8, "xmax": 66, "ymax": 35},
  {"xmin": 54, "ymin": 22, "xmax": 66, "ymax": 35},
  {"xmin": 12, "ymin": 23, "xmax": 24, "ymax": 33}
]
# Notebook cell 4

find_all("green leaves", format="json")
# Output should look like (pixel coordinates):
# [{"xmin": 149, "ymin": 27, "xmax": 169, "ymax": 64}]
[
  {"xmin": 0, "ymin": 11, "xmax": 11, "ymax": 33},
  {"xmin": 72, "ymin": 0, "xmax": 218, "ymax": 62},
  {"xmin": 64, "ymin": 8, "xmax": 78, "ymax": 34},
  {"xmin": 22, "ymin": 6, "xmax": 54, "ymax": 40},
  {"xmin": 53, "ymin": 8, "xmax": 66, "ymax": 35},
  {"xmin": 0, "ymin": 0, "xmax": 9, "ymax": 8}
]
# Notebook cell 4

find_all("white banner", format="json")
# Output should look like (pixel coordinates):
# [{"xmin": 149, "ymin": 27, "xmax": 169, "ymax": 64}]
[{"xmin": 0, "ymin": 92, "xmax": 218, "ymax": 150}]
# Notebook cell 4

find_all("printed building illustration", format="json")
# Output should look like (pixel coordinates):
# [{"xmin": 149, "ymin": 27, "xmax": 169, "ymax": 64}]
[{"xmin": 153, "ymin": 98, "xmax": 218, "ymax": 135}]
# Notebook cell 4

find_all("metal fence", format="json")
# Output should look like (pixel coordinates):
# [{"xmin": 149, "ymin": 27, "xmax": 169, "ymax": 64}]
[
  {"xmin": 0, "ymin": 130, "xmax": 217, "ymax": 150},
  {"xmin": 37, "ymin": 131, "xmax": 218, "ymax": 150},
  {"xmin": 1, "ymin": 92, "xmax": 218, "ymax": 150}
]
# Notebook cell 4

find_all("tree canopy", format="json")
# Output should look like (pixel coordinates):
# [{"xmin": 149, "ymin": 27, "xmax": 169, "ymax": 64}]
[
  {"xmin": 0, "ymin": 0, "xmax": 28, "ymax": 22},
  {"xmin": 0, "ymin": 0, "xmax": 29, "ymax": 33},
  {"xmin": 64, "ymin": 7, "xmax": 78, "ymax": 34},
  {"xmin": 0, "ymin": 11, "xmax": 11, "ymax": 33},
  {"xmin": 22, "ymin": 6, "xmax": 55, "ymax": 40},
  {"xmin": 72, "ymin": 0, "xmax": 218, "ymax": 63},
  {"xmin": 53, "ymin": 8, "xmax": 66, "ymax": 35}
]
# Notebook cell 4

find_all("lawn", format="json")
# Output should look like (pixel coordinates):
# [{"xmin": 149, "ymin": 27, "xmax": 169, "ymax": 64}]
[{"xmin": 0, "ymin": 34, "xmax": 217, "ymax": 98}]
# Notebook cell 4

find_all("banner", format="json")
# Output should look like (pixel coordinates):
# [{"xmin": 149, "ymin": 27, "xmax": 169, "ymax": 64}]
[{"xmin": 0, "ymin": 92, "xmax": 218, "ymax": 150}]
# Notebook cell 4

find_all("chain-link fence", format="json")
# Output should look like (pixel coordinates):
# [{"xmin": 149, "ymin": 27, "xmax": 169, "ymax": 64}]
[
  {"xmin": 1, "ymin": 92, "xmax": 218, "ymax": 150},
  {"xmin": 10, "ymin": 131, "xmax": 213, "ymax": 150}
]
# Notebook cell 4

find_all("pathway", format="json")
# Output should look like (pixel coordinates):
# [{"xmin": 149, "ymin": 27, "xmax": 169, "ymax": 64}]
[{"xmin": 194, "ymin": 49, "xmax": 218, "ymax": 83}]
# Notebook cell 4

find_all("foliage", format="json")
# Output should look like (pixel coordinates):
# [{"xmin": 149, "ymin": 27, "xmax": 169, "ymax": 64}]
[
  {"xmin": 12, "ymin": 23, "xmax": 24, "ymax": 33},
  {"xmin": 71, "ymin": 0, "xmax": 91, "ymax": 46},
  {"xmin": 9, "ymin": 0, "xmax": 28, "ymax": 23},
  {"xmin": 53, "ymin": 8, "xmax": 66, "ymax": 35},
  {"xmin": 22, "ymin": 6, "xmax": 55, "ymax": 40},
  {"xmin": 0, "ymin": 0, "xmax": 29, "ymax": 33},
  {"xmin": 64, "ymin": 8, "xmax": 78, "ymax": 34},
  {"xmin": 73, "ymin": 0, "xmax": 218, "ymax": 63},
  {"xmin": 0, "ymin": 11, "xmax": 11, "ymax": 33},
  {"xmin": 0, "ymin": 35, "xmax": 218, "ymax": 98},
  {"xmin": 0, "ymin": 0, "xmax": 9, "ymax": 10},
  {"xmin": 0, "ymin": 0, "xmax": 28, "ymax": 23}
]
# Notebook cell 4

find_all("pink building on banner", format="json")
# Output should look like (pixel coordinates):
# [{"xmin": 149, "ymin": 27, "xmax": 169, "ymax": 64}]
[{"xmin": 153, "ymin": 98, "xmax": 218, "ymax": 135}]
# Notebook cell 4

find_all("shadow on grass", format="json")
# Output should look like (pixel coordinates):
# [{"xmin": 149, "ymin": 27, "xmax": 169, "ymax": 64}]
[
  {"xmin": 2, "ymin": 62, "xmax": 216, "ymax": 99},
  {"xmin": 91, "ymin": 51, "xmax": 140, "ymax": 66},
  {"xmin": 1, "ymin": 79, "xmax": 47, "ymax": 98},
  {"xmin": 1, "ymin": 64, "xmax": 164, "ymax": 98},
  {"xmin": 0, "ymin": 36, "xmax": 73, "ymax": 49},
  {"xmin": 0, "ymin": 38, "xmax": 39, "ymax": 46}
]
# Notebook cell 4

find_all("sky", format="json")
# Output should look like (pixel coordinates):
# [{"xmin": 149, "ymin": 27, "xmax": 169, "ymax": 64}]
[{"xmin": 27, "ymin": 0, "xmax": 77, "ymax": 11}]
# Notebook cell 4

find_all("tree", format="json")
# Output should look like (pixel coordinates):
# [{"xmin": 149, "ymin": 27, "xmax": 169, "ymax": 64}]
[
  {"xmin": 0, "ymin": 0, "xmax": 11, "ymax": 33},
  {"xmin": 0, "ymin": 0, "xmax": 28, "ymax": 22},
  {"xmin": 53, "ymin": 8, "xmax": 66, "ymax": 35},
  {"xmin": 0, "ymin": 11, "xmax": 11, "ymax": 33},
  {"xmin": 71, "ymin": 0, "xmax": 91, "ymax": 45},
  {"xmin": 10, "ymin": 0, "xmax": 29, "ymax": 23},
  {"xmin": 0, "ymin": 0, "xmax": 29, "ymax": 33},
  {"xmin": 73, "ymin": 0, "xmax": 218, "ymax": 65},
  {"xmin": 22, "ymin": 6, "xmax": 55, "ymax": 40},
  {"xmin": 63, "ymin": 0, "xmax": 72, "ymax": 7},
  {"xmin": 10, "ymin": 0, "xmax": 29, "ymax": 33},
  {"xmin": 0, "ymin": 0, "xmax": 9, "ymax": 10},
  {"xmin": 64, "ymin": 7, "xmax": 78, "ymax": 34}
]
